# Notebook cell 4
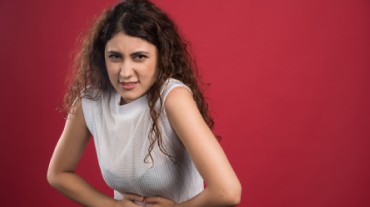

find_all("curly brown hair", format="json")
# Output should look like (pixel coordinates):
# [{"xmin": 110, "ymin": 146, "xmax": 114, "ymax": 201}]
[{"xmin": 64, "ymin": 0, "xmax": 215, "ymax": 163}]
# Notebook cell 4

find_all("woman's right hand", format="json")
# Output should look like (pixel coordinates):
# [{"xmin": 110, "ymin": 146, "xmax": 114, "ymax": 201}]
[{"xmin": 114, "ymin": 193, "xmax": 146, "ymax": 207}]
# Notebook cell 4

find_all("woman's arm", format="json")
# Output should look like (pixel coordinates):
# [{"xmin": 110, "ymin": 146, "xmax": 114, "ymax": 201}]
[
  {"xmin": 157, "ymin": 87, "xmax": 242, "ymax": 207},
  {"xmin": 47, "ymin": 102, "xmax": 142, "ymax": 207}
]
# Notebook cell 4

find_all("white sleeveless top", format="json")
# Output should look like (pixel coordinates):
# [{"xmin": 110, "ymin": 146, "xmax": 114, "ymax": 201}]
[{"xmin": 82, "ymin": 78, "xmax": 203, "ymax": 204}]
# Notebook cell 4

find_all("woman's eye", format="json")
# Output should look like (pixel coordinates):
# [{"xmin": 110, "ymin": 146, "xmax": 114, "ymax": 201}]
[
  {"xmin": 108, "ymin": 54, "xmax": 121, "ymax": 60},
  {"xmin": 133, "ymin": 54, "xmax": 147, "ymax": 61}
]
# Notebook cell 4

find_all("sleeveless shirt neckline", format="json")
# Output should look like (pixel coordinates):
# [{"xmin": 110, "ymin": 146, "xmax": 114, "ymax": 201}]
[{"xmin": 114, "ymin": 91, "xmax": 148, "ymax": 114}]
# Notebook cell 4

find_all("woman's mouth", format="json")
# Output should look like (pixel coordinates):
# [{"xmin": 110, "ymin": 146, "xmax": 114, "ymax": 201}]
[{"xmin": 120, "ymin": 81, "xmax": 138, "ymax": 90}]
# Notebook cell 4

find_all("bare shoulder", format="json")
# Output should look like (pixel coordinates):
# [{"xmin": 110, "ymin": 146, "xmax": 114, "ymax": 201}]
[
  {"xmin": 63, "ymin": 100, "xmax": 90, "ymax": 140},
  {"xmin": 164, "ymin": 85, "xmax": 212, "ymax": 149},
  {"xmin": 67, "ymin": 101, "xmax": 85, "ymax": 123},
  {"xmin": 164, "ymin": 86, "xmax": 195, "ymax": 112},
  {"xmin": 164, "ymin": 86, "xmax": 203, "ymax": 129}
]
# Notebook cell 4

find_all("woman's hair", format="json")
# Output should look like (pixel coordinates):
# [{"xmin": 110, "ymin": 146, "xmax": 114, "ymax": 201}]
[{"xmin": 64, "ymin": 0, "xmax": 215, "ymax": 162}]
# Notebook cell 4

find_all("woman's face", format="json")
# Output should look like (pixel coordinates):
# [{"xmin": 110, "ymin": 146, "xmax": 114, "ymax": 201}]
[{"xmin": 105, "ymin": 32, "xmax": 158, "ymax": 104}]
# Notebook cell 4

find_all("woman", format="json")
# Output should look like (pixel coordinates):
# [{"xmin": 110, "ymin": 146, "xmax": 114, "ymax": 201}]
[{"xmin": 47, "ymin": 0, "xmax": 241, "ymax": 206}]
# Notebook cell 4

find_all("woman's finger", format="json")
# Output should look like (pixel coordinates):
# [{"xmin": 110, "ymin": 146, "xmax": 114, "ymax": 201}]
[
  {"xmin": 144, "ymin": 196, "xmax": 176, "ymax": 206},
  {"xmin": 144, "ymin": 196, "xmax": 161, "ymax": 204},
  {"xmin": 124, "ymin": 193, "xmax": 145, "ymax": 202}
]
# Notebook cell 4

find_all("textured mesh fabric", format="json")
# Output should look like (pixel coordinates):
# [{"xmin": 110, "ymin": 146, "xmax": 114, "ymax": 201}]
[{"xmin": 82, "ymin": 78, "xmax": 203, "ymax": 204}]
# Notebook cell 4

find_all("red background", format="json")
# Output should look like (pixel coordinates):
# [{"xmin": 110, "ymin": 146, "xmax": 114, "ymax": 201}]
[{"xmin": 1, "ymin": 0, "xmax": 369, "ymax": 206}]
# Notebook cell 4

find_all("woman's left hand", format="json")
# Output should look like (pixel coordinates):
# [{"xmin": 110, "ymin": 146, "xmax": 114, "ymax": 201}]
[{"xmin": 143, "ymin": 196, "xmax": 176, "ymax": 207}]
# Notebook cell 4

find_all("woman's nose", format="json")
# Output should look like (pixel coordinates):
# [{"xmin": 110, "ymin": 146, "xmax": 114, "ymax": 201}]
[{"xmin": 119, "ymin": 60, "xmax": 134, "ymax": 78}]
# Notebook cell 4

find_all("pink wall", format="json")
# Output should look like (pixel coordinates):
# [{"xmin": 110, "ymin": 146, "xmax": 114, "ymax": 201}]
[{"xmin": 1, "ymin": 0, "xmax": 369, "ymax": 206}]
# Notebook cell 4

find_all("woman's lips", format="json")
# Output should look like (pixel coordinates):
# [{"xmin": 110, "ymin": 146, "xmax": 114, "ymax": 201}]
[{"xmin": 120, "ymin": 81, "xmax": 138, "ymax": 90}]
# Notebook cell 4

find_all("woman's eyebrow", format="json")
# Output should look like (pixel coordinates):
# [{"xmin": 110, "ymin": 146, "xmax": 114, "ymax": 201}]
[
  {"xmin": 106, "ymin": 50, "xmax": 122, "ymax": 54},
  {"xmin": 131, "ymin": 51, "xmax": 150, "ymax": 55}
]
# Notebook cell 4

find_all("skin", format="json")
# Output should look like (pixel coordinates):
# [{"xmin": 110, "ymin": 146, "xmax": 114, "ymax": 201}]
[{"xmin": 47, "ymin": 32, "xmax": 242, "ymax": 207}]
